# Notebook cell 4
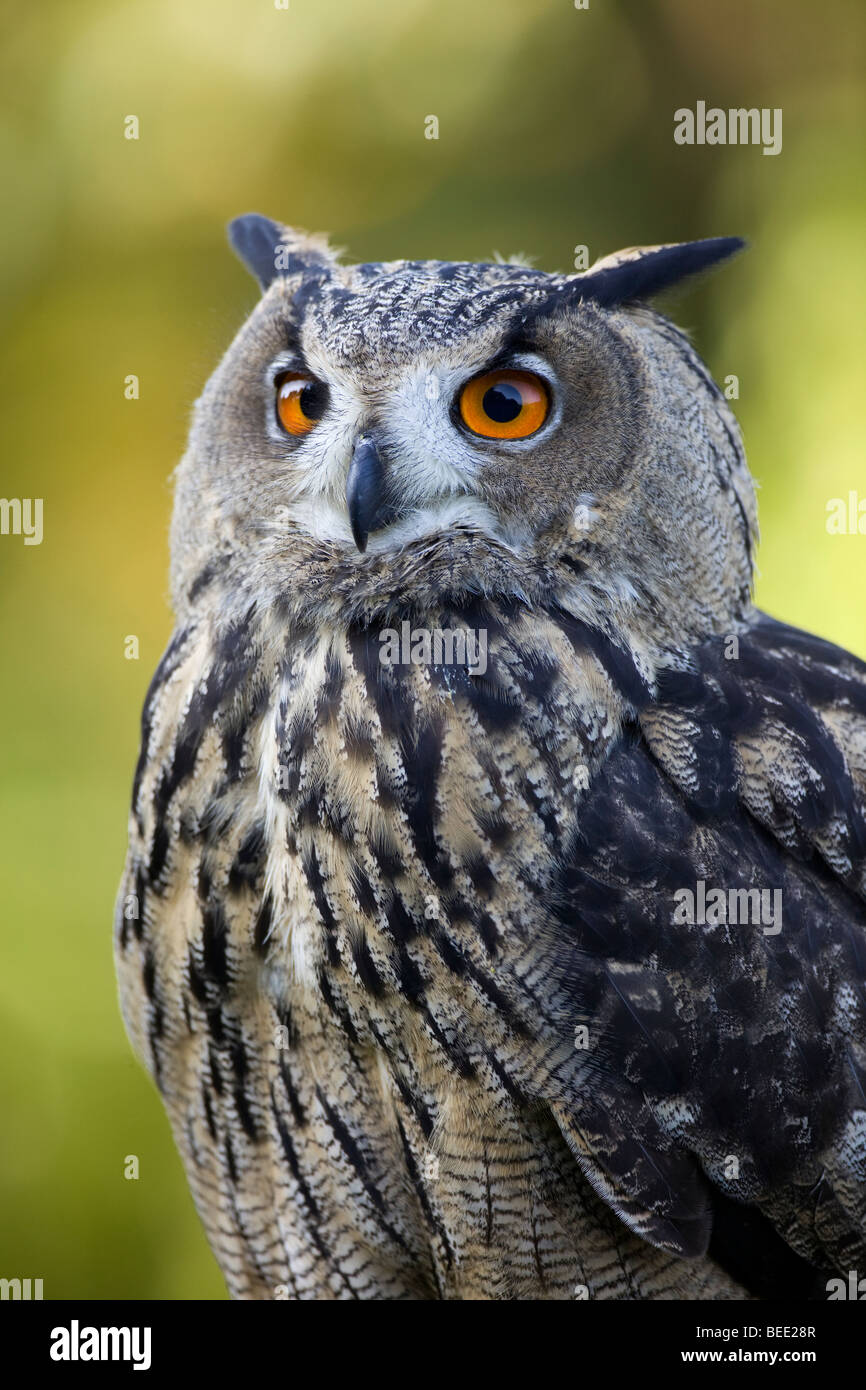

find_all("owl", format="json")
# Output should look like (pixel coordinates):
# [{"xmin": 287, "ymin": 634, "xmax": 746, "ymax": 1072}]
[{"xmin": 115, "ymin": 214, "xmax": 866, "ymax": 1300}]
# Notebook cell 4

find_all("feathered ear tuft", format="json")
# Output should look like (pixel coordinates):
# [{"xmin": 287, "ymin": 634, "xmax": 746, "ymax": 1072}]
[
  {"xmin": 572, "ymin": 237, "xmax": 745, "ymax": 308},
  {"xmin": 227, "ymin": 213, "xmax": 339, "ymax": 290}
]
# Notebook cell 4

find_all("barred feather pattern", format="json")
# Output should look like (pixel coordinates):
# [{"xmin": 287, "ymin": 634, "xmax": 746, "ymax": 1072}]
[{"xmin": 116, "ymin": 586, "xmax": 866, "ymax": 1299}]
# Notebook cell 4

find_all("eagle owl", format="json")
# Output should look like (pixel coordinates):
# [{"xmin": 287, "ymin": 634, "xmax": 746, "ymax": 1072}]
[{"xmin": 115, "ymin": 215, "xmax": 866, "ymax": 1300}]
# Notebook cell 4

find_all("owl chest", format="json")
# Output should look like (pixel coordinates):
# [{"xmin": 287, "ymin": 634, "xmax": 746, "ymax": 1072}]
[{"xmin": 257, "ymin": 633, "xmax": 621, "ymax": 1037}]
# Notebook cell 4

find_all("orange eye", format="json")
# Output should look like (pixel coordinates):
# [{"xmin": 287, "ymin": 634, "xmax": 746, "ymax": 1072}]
[
  {"xmin": 275, "ymin": 373, "xmax": 327, "ymax": 437},
  {"xmin": 458, "ymin": 368, "xmax": 550, "ymax": 440}
]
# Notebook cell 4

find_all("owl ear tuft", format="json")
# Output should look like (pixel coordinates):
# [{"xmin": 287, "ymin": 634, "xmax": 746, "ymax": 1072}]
[
  {"xmin": 227, "ymin": 213, "xmax": 339, "ymax": 290},
  {"xmin": 573, "ymin": 237, "xmax": 745, "ymax": 308}
]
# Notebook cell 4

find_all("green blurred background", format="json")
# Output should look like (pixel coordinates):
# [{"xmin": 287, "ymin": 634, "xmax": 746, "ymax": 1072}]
[{"xmin": 1, "ymin": 0, "xmax": 863, "ymax": 1300}]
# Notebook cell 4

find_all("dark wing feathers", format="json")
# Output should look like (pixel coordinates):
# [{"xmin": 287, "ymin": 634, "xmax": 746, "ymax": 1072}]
[{"xmin": 547, "ymin": 612, "xmax": 866, "ymax": 1279}]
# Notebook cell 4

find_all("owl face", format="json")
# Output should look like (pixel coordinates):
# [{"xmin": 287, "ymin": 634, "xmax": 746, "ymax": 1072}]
[{"xmin": 170, "ymin": 217, "xmax": 756, "ymax": 653}]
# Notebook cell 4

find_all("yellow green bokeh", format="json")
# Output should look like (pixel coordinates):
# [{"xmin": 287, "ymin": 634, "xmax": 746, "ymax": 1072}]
[{"xmin": 1, "ymin": 0, "xmax": 863, "ymax": 1299}]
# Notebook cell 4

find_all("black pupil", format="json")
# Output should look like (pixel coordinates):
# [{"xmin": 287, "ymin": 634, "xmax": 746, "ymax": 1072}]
[
  {"xmin": 482, "ymin": 382, "xmax": 523, "ymax": 423},
  {"xmin": 299, "ymin": 381, "xmax": 325, "ymax": 420}
]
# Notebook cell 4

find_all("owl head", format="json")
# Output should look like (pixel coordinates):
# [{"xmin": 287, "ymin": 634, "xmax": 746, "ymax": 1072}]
[{"xmin": 171, "ymin": 214, "xmax": 755, "ymax": 660}]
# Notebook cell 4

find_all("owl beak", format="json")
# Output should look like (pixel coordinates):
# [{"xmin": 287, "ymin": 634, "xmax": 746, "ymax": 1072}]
[{"xmin": 345, "ymin": 436, "xmax": 397, "ymax": 552}]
